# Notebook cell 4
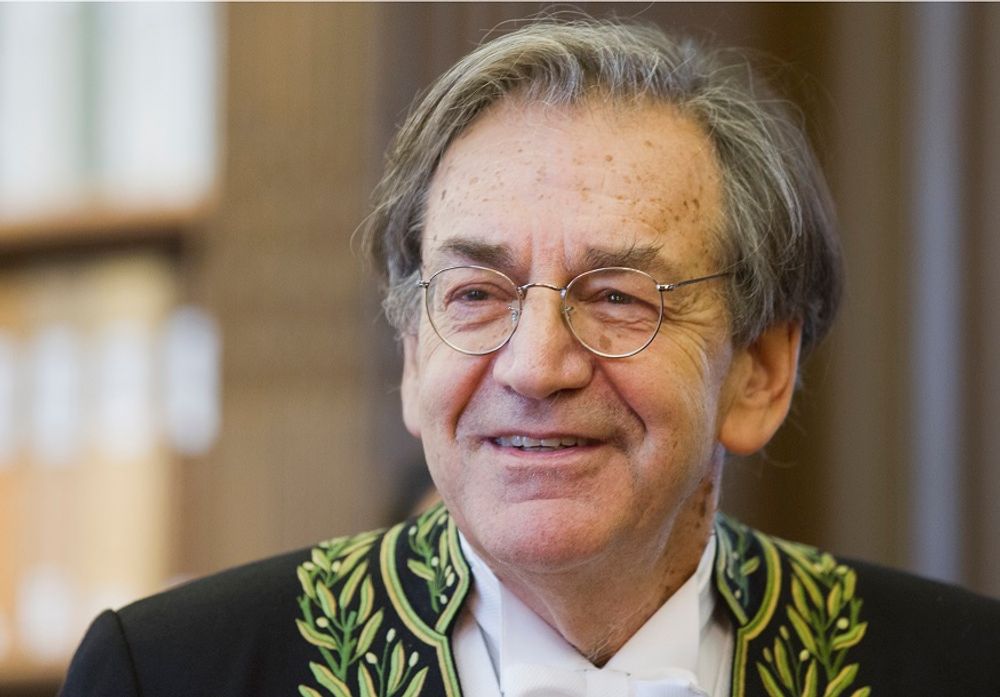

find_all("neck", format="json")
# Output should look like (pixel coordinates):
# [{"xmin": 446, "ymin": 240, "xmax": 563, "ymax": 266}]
[{"xmin": 488, "ymin": 480, "xmax": 718, "ymax": 666}]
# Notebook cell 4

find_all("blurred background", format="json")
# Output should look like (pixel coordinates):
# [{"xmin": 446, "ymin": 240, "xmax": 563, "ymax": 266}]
[{"xmin": 0, "ymin": 3, "xmax": 997, "ymax": 694}]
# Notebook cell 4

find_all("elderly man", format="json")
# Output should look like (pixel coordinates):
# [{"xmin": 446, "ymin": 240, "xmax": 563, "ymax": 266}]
[{"xmin": 61, "ymin": 19, "xmax": 998, "ymax": 697}]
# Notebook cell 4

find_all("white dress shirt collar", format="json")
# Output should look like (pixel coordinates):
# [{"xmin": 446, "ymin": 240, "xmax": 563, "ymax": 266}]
[{"xmin": 458, "ymin": 532, "xmax": 722, "ymax": 694}]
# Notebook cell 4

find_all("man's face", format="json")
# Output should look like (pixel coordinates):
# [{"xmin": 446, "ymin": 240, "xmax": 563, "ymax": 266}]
[{"xmin": 402, "ymin": 100, "xmax": 755, "ymax": 577}]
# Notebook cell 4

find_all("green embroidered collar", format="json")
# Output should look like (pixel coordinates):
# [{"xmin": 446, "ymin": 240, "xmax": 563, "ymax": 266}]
[
  {"xmin": 714, "ymin": 514, "xmax": 871, "ymax": 697},
  {"xmin": 295, "ymin": 504, "xmax": 869, "ymax": 697}
]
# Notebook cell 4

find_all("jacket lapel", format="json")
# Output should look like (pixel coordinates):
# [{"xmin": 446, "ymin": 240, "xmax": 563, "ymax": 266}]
[
  {"xmin": 713, "ymin": 514, "xmax": 871, "ymax": 697},
  {"xmin": 295, "ymin": 503, "xmax": 469, "ymax": 697}
]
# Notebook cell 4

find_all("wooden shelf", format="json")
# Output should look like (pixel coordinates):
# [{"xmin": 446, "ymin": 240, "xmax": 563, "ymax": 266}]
[{"xmin": 0, "ymin": 196, "xmax": 216, "ymax": 258}]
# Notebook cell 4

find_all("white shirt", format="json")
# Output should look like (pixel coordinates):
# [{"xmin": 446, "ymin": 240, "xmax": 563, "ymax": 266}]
[{"xmin": 452, "ymin": 534, "xmax": 734, "ymax": 696}]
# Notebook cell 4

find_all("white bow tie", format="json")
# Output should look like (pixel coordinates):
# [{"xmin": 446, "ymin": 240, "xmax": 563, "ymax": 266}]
[{"xmin": 504, "ymin": 663, "xmax": 709, "ymax": 697}]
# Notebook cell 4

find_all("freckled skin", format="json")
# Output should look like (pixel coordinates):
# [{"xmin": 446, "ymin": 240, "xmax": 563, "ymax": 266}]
[{"xmin": 401, "ymin": 99, "xmax": 768, "ymax": 661}]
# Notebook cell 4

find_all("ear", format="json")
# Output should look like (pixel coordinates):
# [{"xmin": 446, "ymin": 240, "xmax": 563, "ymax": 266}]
[
  {"xmin": 719, "ymin": 322, "xmax": 802, "ymax": 456},
  {"xmin": 400, "ymin": 333, "xmax": 422, "ymax": 439}
]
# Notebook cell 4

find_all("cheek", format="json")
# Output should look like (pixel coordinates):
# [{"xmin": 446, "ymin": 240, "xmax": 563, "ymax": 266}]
[
  {"xmin": 663, "ymin": 330, "xmax": 733, "ymax": 412},
  {"xmin": 415, "ymin": 336, "xmax": 491, "ymax": 432},
  {"xmin": 614, "ymin": 347, "xmax": 727, "ymax": 466}
]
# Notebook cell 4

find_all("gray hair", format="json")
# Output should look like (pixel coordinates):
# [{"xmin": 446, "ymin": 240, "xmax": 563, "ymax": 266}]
[{"xmin": 361, "ymin": 19, "xmax": 842, "ymax": 355}]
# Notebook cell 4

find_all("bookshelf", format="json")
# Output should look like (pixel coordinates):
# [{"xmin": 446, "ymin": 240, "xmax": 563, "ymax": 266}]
[
  {"xmin": 0, "ymin": 4, "xmax": 220, "ymax": 691},
  {"xmin": 0, "ymin": 220, "xmax": 221, "ymax": 687},
  {"xmin": 0, "ymin": 202, "xmax": 214, "ymax": 256},
  {"xmin": 2, "ymin": 3, "xmax": 410, "ymax": 693}
]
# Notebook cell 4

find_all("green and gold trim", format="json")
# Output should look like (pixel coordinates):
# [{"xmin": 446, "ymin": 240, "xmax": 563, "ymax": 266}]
[
  {"xmin": 294, "ymin": 507, "xmax": 870, "ymax": 697},
  {"xmin": 295, "ymin": 504, "xmax": 469, "ymax": 697},
  {"xmin": 716, "ymin": 515, "xmax": 871, "ymax": 697}
]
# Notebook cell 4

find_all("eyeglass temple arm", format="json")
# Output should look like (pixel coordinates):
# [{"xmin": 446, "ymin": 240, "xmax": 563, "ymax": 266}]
[{"xmin": 658, "ymin": 271, "xmax": 732, "ymax": 292}]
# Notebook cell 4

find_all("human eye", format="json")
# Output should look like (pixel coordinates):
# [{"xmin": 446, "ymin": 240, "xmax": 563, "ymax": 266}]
[
  {"xmin": 447, "ymin": 281, "xmax": 509, "ymax": 305},
  {"xmin": 575, "ymin": 277, "xmax": 649, "ymax": 307},
  {"xmin": 592, "ymin": 288, "xmax": 652, "ymax": 319},
  {"xmin": 431, "ymin": 268, "xmax": 516, "ymax": 330},
  {"xmin": 602, "ymin": 288, "xmax": 636, "ymax": 305},
  {"xmin": 571, "ymin": 276, "xmax": 629, "ymax": 303},
  {"xmin": 569, "ymin": 271, "xmax": 659, "ymax": 325},
  {"xmin": 435, "ymin": 280, "xmax": 512, "ymax": 338}
]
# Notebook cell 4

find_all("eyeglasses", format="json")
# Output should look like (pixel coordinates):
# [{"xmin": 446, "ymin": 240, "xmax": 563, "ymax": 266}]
[{"xmin": 417, "ymin": 265, "xmax": 730, "ymax": 358}]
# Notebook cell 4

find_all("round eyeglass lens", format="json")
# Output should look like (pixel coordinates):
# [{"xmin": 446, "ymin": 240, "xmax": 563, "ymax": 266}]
[
  {"xmin": 425, "ymin": 266, "xmax": 521, "ymax": 354},
  {"xmin": 563, "ymin": 267, "xmax": 664, "ymax": 357}
]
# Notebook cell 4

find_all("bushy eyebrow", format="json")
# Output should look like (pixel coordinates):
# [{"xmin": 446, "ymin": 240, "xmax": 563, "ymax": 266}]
[
  {"xmin": 430, "ymin": 239, "xmax": 515, "ymax": 270},
  {"xmin": 427, "ymin": 238, "xmax": 677, "ymax": 279},
  {"xmin": 582, "ymin": 244, "xmax": 670, "ymax": 276}
]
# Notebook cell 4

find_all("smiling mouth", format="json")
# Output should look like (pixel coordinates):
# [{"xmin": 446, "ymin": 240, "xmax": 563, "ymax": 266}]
[{"xmin": 493, "ymin": 435, "xmax": 590, "ymax": 451}]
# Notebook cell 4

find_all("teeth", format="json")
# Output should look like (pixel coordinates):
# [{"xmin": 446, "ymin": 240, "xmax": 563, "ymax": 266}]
[{"xmin": 495, "ymin": 435, "xmax": 584, "ymax": 449}]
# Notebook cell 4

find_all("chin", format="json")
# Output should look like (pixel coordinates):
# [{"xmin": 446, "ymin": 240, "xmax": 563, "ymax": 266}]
[{"xmin": 471, "ymin": 498, "xmax": 618, "ymax": 574}]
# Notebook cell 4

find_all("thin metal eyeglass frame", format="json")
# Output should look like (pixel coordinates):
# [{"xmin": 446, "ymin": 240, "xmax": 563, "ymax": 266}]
[{"xmin": 416, "ymin": 265, "xmax": 731, "ymax": 359}]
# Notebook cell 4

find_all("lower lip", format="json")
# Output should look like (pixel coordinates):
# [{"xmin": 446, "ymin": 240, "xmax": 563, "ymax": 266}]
[
  {"xmin": 485, "ymin": 439, "xmax": 604, "ymax": 478},
  {"xmin": 485, "ymin": 442, "xmax": 607, "ymax": 502}
]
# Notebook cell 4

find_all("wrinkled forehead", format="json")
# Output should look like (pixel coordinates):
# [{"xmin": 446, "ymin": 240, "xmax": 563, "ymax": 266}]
[{"xmin": 422, "ymin": 98, "xmax": 725, "ymax": 275}]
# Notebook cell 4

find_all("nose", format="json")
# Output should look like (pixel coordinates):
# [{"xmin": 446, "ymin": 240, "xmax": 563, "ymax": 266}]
[{"xmin": 491, "ymin": 287, "xmax": 593, "ymax": 399}]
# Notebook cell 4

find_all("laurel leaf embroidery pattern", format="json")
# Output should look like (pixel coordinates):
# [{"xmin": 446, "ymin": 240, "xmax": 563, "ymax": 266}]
[
  {"xmin": 405, "ymin": 506, "xmax": 457, "ymax": 613},
  {"xmin": 755, "ymin": 541, "xmax": 870, "ymax": 697},
  {"xmin": 296, "ymin": 531, "xmax": 429, "ymax": 697}
]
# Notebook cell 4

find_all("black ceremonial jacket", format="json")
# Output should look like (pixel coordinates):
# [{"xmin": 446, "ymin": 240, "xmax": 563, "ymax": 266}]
[{"xmin": 60, "ymin": 504, "xmax": 1000, "ymax": 697}]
